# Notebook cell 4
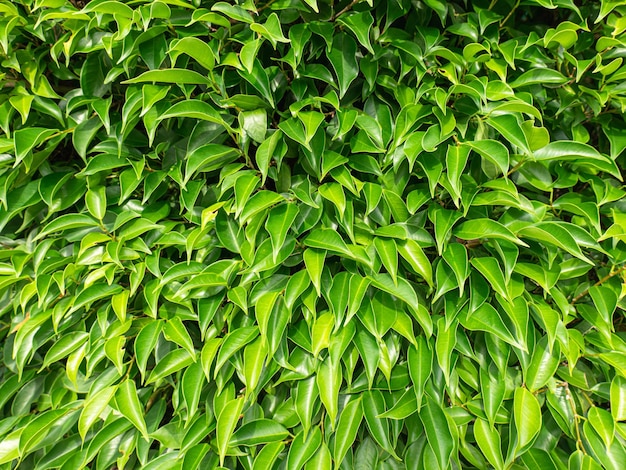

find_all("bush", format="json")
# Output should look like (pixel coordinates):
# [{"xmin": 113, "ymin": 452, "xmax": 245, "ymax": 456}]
[{"xmin": 1, "ymin": 0, "xmax": 626, "ymax": 468}]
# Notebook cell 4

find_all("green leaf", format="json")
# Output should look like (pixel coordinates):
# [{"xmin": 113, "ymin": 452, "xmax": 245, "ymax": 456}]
[
  {"xmin": 146, "ymin": 349, "xmax": 195, "ymax": 384},
  {"xmin": 429, "ymin": 206, "xmax": 463, "ymax": 255},
  {"xmin": 37, "ymin": 330, "xmax": 83, "ymax": 369},
  {"xmin": 211, "ymin": 2, "xmax": 254, "ymax": 22},
  {"xmin": 79, "ymin": 386, "xmax": 118, "ymax": 441},
  {"xmin": 471, "ymin": 257, "xmax": 510, "ymax": 301},
  {"xmin": 333, "ymin": 397, "xmax": 363, "ymax": 466},
  {"xmin": 243, "ymin": 337, "xmax": 267, "ymax": 398},
  {"xmin": 230, "ymin": 419, "xmax": 289, "ymax": 446},
  {"xmin": 398, "ymin": 239, "xmax": 433, "ymax": 288},
  {"xmin": 463, "ymin": 140, "xmax": 510, "ymax": 175},
  {"xmin": 517, "ymin": 222, "xmax": 592, "ymax": 264},
  {"xmin": 85, "ymin": 186, "xmax": 107, "ymax": 220},
  {"xmin": 122, "ymin": 69, "xmax": 212, "ymax": 85},
  {"xmin": 70, "ymin": 283, "xmax": 123, "ymax": 314},
  {"xmin": 525, "ymin": 336, "xmax": 560, "ymax": 392},
  {"xmin": 135, "ymin": 320, "xmax": 162, "ymax": 381},
  {"xmin": 374, "ymin": 237, "xmax": 398, "ymax": 285},
  {"xmin": 14, "ymin": 127, "xmax": 57, "ymax": 164},
  {"xmin": 303, "ymin": 229, "xmax": 351, "ymax": 256},
  {"xmin": 421, "ymin": 396, "xmax": 454, "ymax": 470},
  {"xmin": 460, "ymin": 304, "xmax": 524, "ymax": 350},
  {"xmin": 169, "ymin": 37, "xmax": 215, "ymax": 70},
  {"xmin": 163, "ymin": 317, "xmax": 196, "ymax": 358},
  {"xmin": 294, "ymin": 377, "xmax": 319, "ymax": 436},
  {"xmin": 363, "ymin": 391, "xmax": 399, "ymax": 458},
  {"xmin": 250, "ymin": 13, "xmax": 290, "ymax": 48},
  {"xmin": 158, "ymin": 100, "xmax": 225, "ymax": 125},
  {"xmin": 513, "ymin": 387, "xmax": 542, "ymax": 453},
  {"xmin": 216, "ymin": 397, "xmax": 245, "ymax": 466},
  {"xmin": 317, "ymin": 359, "xmax": 341, "ymax": 427},
  {"xmin": 611, "ymin": 375, "xmax": 626, "ymax": 421},
  {"xmin": 510, "ymin": 68, "xmax": 568, "ymax": 87},
  {"xmin": 446, "ymin": 144, "xmax": 470, "ymax": 207},
  {"xmin": 287, "ymin": 428, "xmax": 322, "ymax": 470},
  {"xmin": 215, "ymin": 326, "xmax": 259, "ymax": 374},
  {"xmin": 408, "ymin": 338, "xmax": 433, "ymax": 409},
  {"xmin": 185, "ymin": 144, "xmax": 240, "ymax": 183},
  {"xmin": 454, "ymin": 218, "xmax": 528, "ymax": 247},
  {"xmin": 474, "ymin": 419, "xmax": 504, "ymax": 470},
  {"xmin": 265, "ymin": 203, "xmax": 299, "ymax": 262},
  {"xmin": 327, "ymin": 33, "xmax": 359, "ymax": 98},
  {"xmin": 487, "ymin": 114, "xmax": 530, "ymax": 153},
  {"xmin": 533, "ymin": 141, "xmax": 621, "ymax": 180},
  {"xmin": 115, "ymin": 380, "xmax": 149, "ymax": 440},
  {"xmin": 182, "ymin": 362, "xmax": 204, "ymax": 424},
  {"xmin": 240, "ymin": 108, "xmax": 267, "ymax": 143},
  {"xmin": 338, "ymin": 11, "xmax": 374, "ymax": 54},
  {"xmin": 255, "ymin": 131, "xmax": 284, "ymax": 185},
  {"xmin": 442, "ymin": 243, "xmax": 469, "ymax": 296},
  {"xmin": 481, "ymin": 364, "xmax": 506, "ymax": 426},
  {"xmin": 252, "ymin": 442, "xmax": 285, "ymax": 470}
]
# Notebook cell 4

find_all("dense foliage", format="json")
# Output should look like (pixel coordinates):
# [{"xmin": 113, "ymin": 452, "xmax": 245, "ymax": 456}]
[{"xmin": 1, "ymin": 0, "xmax": 626, "ymax": 468}]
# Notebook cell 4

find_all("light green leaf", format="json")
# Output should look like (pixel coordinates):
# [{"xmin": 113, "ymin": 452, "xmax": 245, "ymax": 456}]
[
  {"xmin": 250, "ymin": 13, "xmax": 289, "ymax": 48},
  {"xmin": 533, "ymin": 141, "xmax": 621, "ymax": 180},
  {"xmin": 421, "ymin": 396, "xmax": 454, "ymax": 470},
  {"xmin": 115, "ymin": 380, "xmax": 148, "ymax": 440},
  {"xmin": 487, "ymin": 114, "xmax": 530, "ymax": 153},
  {"xmin": 230, "ymin": 419, "xmax": 289, "ymax": 446},
  {"xmin": 216, "ymin": 397, "xmax": 245, "ymax": 466},
  {"xmin": 454, "ymin": 218, "xmax": 528, "ymax": 247},
  {"xmin": 317, "ymin": 359, "xmax": 341, "ymax": 427},
  {"xmin": 374, "ymin": 237, "xmax": 398, "ymax": 285},
  {"xmin": 513, "ymin": 387, "xmax": 542, "ymax": 453},
  {"xmin": 146, "ymin": 349, "xmax": 194, "ymax": 384},
  {"xmin": 122, "ymin": 69, "xmax": 212, "ymax": 85},
  {"xmin": 333, "ymin": 397, "xmax": 363, "ymax": 466},
  {"xmin": 611, "ymin": 375, "xmax": 626, "ymax": 421},
  {"xmin": 525, "ymin": 336, "xmax": 560, "ymax": 392},
  {"xmin": 287, "ymin": 427, "xmax": 322, "ymax": 470},
  {"xmin": 185, "ymin": 144, "xmax": 240, "ymax": 183},
  {"xmin": 14, "ymin": 127, "xmax": 57, "ymax": 164},
  {"xmin": 169, "ymin": 37, "xmax": 215, "ymax": 70},
  {"xmin": 79, "ymin": 386, "xmax": 118, "ymax": 441},
  {"xmin": 252, "ymin": 442, "xmax": 285, "ymax": 470},
  {"xmin": 474, "ymin": 418, "xmax": 504, "ymax": 470},
  {"xmin": 463, "ymin": 140, "xmax": 510, "ymax": 175}
]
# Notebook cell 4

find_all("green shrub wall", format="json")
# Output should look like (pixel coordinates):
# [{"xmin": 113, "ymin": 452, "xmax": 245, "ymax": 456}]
[{"xmin": 1, "ymin": 0, "xmax": 626, "ymax": 468}]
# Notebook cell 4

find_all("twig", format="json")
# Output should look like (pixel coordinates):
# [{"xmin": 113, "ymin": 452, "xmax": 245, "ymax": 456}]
[
  {"xmin": 500, "ymin": 0, "xmax": 520, "ymax": 28},
  {"xmin": 571, "ymin": 264, "xmax": 626, "ymax": 304},
  {"xmin": 332, "ymin": 0, "xmax": 359, "ymax": 21}
]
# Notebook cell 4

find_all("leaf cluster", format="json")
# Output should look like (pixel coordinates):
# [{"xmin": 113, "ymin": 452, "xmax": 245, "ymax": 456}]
[{"xmin": 1, "ymin": 0, "xmax": 626, "ymax": 469}]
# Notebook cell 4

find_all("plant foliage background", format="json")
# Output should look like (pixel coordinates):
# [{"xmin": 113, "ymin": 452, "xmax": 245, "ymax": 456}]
[{"xmin": 1, "ymin": 0, "xmax": 626, "ymax": 468}]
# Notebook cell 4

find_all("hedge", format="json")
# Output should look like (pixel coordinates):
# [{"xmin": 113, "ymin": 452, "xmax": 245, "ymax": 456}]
[{"xmin": 1, "ymin": 0, "xmax": 626, "ymax": 469}]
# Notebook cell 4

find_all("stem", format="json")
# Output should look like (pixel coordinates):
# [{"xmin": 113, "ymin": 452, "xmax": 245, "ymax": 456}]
[
  {"xmin": 562, "ymin": 382, "xmax": 585, "ymax": 453},
  {"xmin": 571, "ymin": 264, "xmax": 626, "ymax": 304},
  {"xmin": 500, "ymin": 0, "xmax": 520, "ymax": 28},
  {"xmin": 506, "ymin": 158, "xmax": 525, "ymax": 177},
  {"xmin": 332, "ymin": 0, "xmax": 359, "ymax": 21}
]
